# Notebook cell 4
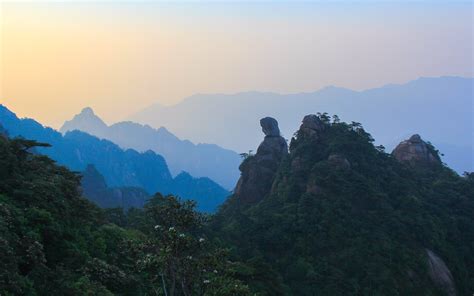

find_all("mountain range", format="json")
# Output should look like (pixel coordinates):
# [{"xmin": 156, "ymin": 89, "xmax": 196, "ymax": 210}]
[
  {"xmin": 61, "ymin": 108, "xmax": 240, "ymax": 190},
  {"xmin": 0, "ymin": 105, "xmax": 229, "ymax": 212},
  {"xmin": 130, "ymin": 76, "xmax": 473, "ymax": 173},
  {"xmin": 1, "ymin": 108, "xmax": 473, "ymax": 295}
]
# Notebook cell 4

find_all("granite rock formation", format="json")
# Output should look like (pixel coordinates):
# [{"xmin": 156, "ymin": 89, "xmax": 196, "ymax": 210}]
[
  {"xmin": 234, "ymin": 117, "xmax": 288, "ymax": 203},
  {"xmin": 392, "ymin": 134, "xmax": 440, "ymax": 166},
  {"xmin": 260, "ymin": 117, "xmax": 281, "ymax": 137},
  {"xmin": 299, "ymin": 114, "xmax": 325, "ymax": 138},
  {"xmin": 426, "ymin": 249, "xmax": 456, "ymax": 296}
]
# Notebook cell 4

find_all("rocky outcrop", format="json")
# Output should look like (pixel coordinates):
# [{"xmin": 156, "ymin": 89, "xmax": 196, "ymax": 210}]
[
  {"xmin": 285, "ymin": 115, "xmax": 330, "ymax": 193},
  {"xmin": 299, "ymin": 114, "xmax": 325, "ymax": 138},
  {"xmin": 426, "ymin": 249, "xmax": 456, "ymax": 296},
  {"xmin": 392, "ymin": 134, "xmax": 440, "ymax": 166},
  {"xmin": 234, "ymin": 117, "xmax": 288, "ymax": 203}
]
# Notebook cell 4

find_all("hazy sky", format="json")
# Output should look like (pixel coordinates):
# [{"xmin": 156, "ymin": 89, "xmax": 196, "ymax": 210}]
[{"xmin": 1, "ymin": 1, "xmax": 472, "ymax": 128}]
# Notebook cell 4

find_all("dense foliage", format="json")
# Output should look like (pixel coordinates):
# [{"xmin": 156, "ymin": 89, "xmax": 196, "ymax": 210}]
[
  {"xmin": 214, "ymin": 114, "xmax": 474, "ymax": 295},
  {"xmin": 0, "ymin": 135, "xmax": 250, "ymax": 295}
]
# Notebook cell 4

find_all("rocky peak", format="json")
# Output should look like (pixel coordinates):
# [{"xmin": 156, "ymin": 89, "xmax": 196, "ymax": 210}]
[
  {"xmin": 392, "ymin": 134, "xmax": 440, "ymax": 166},
  {"xmin": 60, "ymin": 107, "xmax": 108, "ymax": 136},
  {"xmin": 234, "ymin": 117, "xmax": 288, "ymax": 203},
  {"xmin": 299, "ymin": 114, "xmax": 325, "ymax": 138},
  {"xmin": 408, "ymin": 134, "xmax": 422, "ymax": 143}
]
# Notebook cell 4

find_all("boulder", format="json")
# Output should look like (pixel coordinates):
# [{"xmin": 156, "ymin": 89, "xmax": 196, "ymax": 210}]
[{"xmin": 392, "ymin": 134, "xmax": 440, "ymax": 166}]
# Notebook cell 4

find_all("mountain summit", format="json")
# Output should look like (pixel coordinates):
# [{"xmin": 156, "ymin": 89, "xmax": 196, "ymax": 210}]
[{"xmin": 60, "ymin": 107, "xmax": 107, "ymax": 136}]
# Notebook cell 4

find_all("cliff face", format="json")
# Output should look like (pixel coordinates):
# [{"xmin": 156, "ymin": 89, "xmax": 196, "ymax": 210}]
[
  {"xmin": 426, "ymin": 249, "xmax": 456, "ymax": 296},
  {"xmin": 392, "ymin": 134, "xmax": 441, "ymax": 166},
  {"xmin": 234, "ymin": 117, "xmax": 288, "ymax": 203}
]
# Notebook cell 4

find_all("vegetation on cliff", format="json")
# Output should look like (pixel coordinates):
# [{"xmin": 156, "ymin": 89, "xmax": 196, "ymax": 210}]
[{"xmin": 213, "ymin": 114, "xmax": 474, "ymax": 295}]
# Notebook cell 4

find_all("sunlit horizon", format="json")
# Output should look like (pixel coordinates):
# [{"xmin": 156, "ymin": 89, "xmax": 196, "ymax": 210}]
[{"xmin": 1, "ymin": 1, "xmax": 473, "ymax": 128}]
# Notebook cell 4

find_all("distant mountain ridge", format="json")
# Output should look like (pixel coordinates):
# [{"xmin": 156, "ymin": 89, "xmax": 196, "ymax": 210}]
[
  {"xmin": 61, "ymin": 108, "xmax": 240, "ymax": 189},
  {"xmin": 130, "ymin": 76, "xmax": 474, "ymax": 173},
  {"xmin": 0, "ymin": 105, "xmax": 229, "ymax": 212}
]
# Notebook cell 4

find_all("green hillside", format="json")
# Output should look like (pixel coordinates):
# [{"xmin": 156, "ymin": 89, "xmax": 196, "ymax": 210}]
[{"xmin": 0, "ymin": 134, "xmax": 249, "ymax": 295}]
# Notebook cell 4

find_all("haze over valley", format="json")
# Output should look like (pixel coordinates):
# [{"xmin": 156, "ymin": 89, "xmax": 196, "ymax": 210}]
[{"xmin": 129, "ymin": 76, "xmax": 473, "ymax": 174}]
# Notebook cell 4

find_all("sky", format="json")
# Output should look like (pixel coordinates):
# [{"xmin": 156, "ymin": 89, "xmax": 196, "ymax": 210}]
[{"xmin": 0, "ymin": 1, "xmax": 472, "ymax": 128}]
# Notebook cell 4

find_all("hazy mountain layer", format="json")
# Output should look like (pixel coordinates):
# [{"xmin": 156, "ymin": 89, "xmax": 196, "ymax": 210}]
[
  {"xmin": 130, "ymin": 76, "xmax": 473, "ymax": 173},
  {"xmin": 61, "ymin": 108, "xmax": 240, "ymax": 189},
  {"xmin": 0, "ymin": 105, "xmax": 229, "ymax": 212}
]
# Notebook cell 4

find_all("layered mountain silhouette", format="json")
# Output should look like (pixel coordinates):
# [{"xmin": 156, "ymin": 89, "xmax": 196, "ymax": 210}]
[
  {"xmin": 0, "ymin": 105, "xmax": 229, "ymax": 212},
  {"xmin": 61, "ymin": 108, "xmax": 240, "ymax": 189},
  {"xmin": 130, "ymin": 76, "xmax": 473, "ymax": 173},
  {"xmin": 1, "ymin": 108, "xmax": 473, "ymax": 294}
]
